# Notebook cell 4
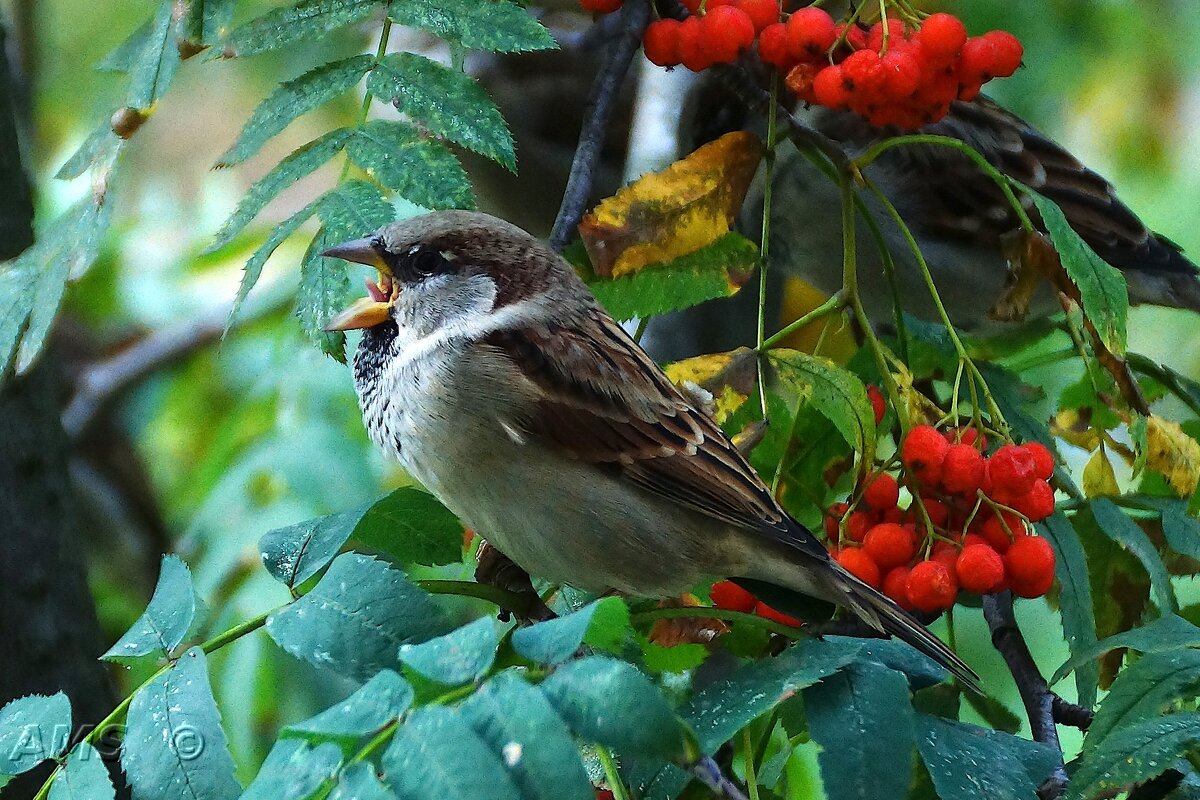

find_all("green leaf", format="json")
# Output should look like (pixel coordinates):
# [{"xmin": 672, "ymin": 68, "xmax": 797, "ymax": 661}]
[
  {"xmin": 102, "ymin": 555, "xmax": 200, "ymax": 662},
  {"xmin": 282, "ymin": 669, "xmax": 413, "ymax": 747},
  {"xmin": 1085, "ymin": 649, "xmax": 1200, "ymax": 753},
  {"xmin": 366, "ymin": 52, "xmax": 514, "ymax": 171},
  {"xmin": 382, "ymin": 706, "xmax": 522, "ymax": 800},
  {"xmin": 211, "ymin": 129, "xmax": 354, "ymax": 253},
  {"xmin": 804, "ymin": 661, "xmax": 915, "ymax": 800},
  {"xmin": 220, "ymin": 0, "xmax": 384, "ymax": 58},
  {"xmin": 122, "ymin": 648, "xmax": 241, "ymax": 800},
  {"xmin": 241, "ymin": 739, "xmax": 343, "ymax": 800},
  {"xmin": 329, "ymin": 763, "xmax": 400, "ymax": 800},
  {"xmin": 918, "ymin": 715, "xmax": 1058, "ymax": 800},
  {"xmin": 387, "ymin": 0, "xmax": 555, "ymax": 53},
  {"xmin": 351, "ymin": 486, "xmax": 464, "ymax": 567},
  {"xmin": 56, "ymin": 123, "xmax": 123, "ymax": 180},
  {"xmin": 0, "ymin": 693, "xmax": 71, "ymax": 775},
  {"xmin": 219, "ymin": 56, "xmax": 373, "ymax": 167},
  {"xmin": 580, "ymin": 233, "xmax": 758, "ymax": 322},
  {"xmin": 1090, "ymin": 498, "xmax": 1177, "ymax": 614},
  {"xmin": 1051, "ymin": 614, "xmax": 1200, "ymax": 685},
  {"xmin": 1164, "ymin": 502, "xmax": 1200, "ymax": 561},
  {"xmin": 639, "ymin": 638, "xmax": 709, "ymax": 674},
  {"xmin": 98, "ymin": 21, "xmax": 151, "ymax": 73},
  {"xmin": 126, "ymin": 0, "xmax": 181, "ymax": 111},
  {"xmin": 1024, "ymin": 188, "xmax": 1129, "ymax": 354},
  {"xmin": 540, "ymin": 656, "xmax": 692, "ymax": 762},
  {"xmin": 1037, "ymin": 512, "xmax": 1100, "ymax": 709},
  {"xmin": 398, "ymin": 616, "xmax": 498, "ymax": 685},
  {"xmin": 459, "ymin": 671, "xmax": 593, "ymax": 800},
  {"xmin": 259, "ymin": 503, "xmax": 371, "ymax": 589},
  {"xmin": 346, "ymin": 121, "xmax": 474, "ymax": 211},
  {"xmin": 769, "ymin": 349, "xmax": 877, "ymax": 472},
  {"xmin": 824, "ymin": 636, "xmax": 946, "ymax": 689},
  {"xmin": 226, "ymin": 197, "xmax": 323, "ymax": 332},
  {"xmin": 48, "ymin": 743, "xmax": 115, "ymax": 800},
  {"xmin": 175, "ymin": 0, "xmax": 236, "ymax": 54},
  {"xmin": 510, "ymin": 597, "xmax": 630, "ymax": 664},
  {"xmin": 1067, "ymin": 713, "xmax": 1200, "ymax": 800},
  {"xmin": 266, "ymin": 553, "xmax": 451, "ymax": 681}
]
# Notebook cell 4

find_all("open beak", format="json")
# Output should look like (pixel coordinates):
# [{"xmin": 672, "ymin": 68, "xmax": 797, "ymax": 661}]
[{"xmin": 323, "ymin": 237, "xmax": 397, "ymax": 331}]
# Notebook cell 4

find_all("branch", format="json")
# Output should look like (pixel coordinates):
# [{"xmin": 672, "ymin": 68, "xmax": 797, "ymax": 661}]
[
  {"xmin": 983, "ymin": 592, "xmax": 1069, "ymax": 800},
  {"xmin": 548, "ymin": 0, "xmax": 650, "ymax": 252}
]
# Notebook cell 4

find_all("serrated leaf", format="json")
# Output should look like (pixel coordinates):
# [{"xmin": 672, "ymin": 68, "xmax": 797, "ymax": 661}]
[
  {"xmin": 0, "ymin": 693, "xmax": 71, "ymax": 775},
  {"xmin": 346, "ymin": 121, "xmax": 474, "ymax": 210},
  {"xmin": 219, "ymin": 56, "xmax": 373, "ymax": 167},
  {"xmin": 1051, "ymin": 613, "xmax": 1200, "ymax": 685},
  {"xmin": 510, "ymin": 597, "xmax": 630, "ymax": 664},
  {"xmin": 211, "ymin": 129, "xmax": 354, "ymax": 253},
  {"xmin": 1164, "ymin": 502, "xmax": 1200, "ymax": 561},
  {"xmin": 351, "ymin": 486, "xmax": 464, "ymax": 566},
  {"xmin": 259, "ymin": 502, "xmax": 371, "ymax": 589},
  {"xmin": 48, "ymin": 743, "xmax": 115, "ymax": 800},
  {"xmin": 329, "ymin": 763, "xmax": 399, "ymax": 800},
  {"xmin": 122, "ymin": 648, "xmax": 240, "ymax": 800},
  {"xmin": 398, "ymin": 616, "xmax": 498, "ymax": 685},
  {"xmin": 366, "ymin": 52, "xmax": 514, "ymax": 170},
  {"xmin": 804, "ymin": 661, "xmax": 915, "ymax": 800},
  {"xmin": 459, "ymin": 671, "xmax": 593, "ymax": 800},
  {"xmin": 126, "ymin": 0, "xmax": 181, "ymax": 112},
  {"xmin": 1068, "ymin": 713, "xmax": 1200, "ymax": 800},
  {"xmin": 219, "ymin": 0, "xmax": 384, "ymax": 58},
  {"xmin": 382, "ymin": 706, "xmax": 522, "ymax": 800},
  {"xmin": 387, "ymin": 0, "xmax": 555, "ymax": 53},
  {"xmin": 1090, "ymin": 498, "xmax": 1177, "ymax": 614},
  {"xmin": 1086, "ymin": 649, "xmax": 1200, "ymax": 753},
  {"xmin": 581, "ymin": 232, "xmax": 757, "ymax": 322},
  {"xmin": 1024, "ymin": 188, "xmax": 1129, "ymax": 354},
  {"xmin": 1037, "ymin": 512, "xmax": 1100, "ymax": 709},
  {"xmin": 283, "ymin": 669, "xmax": 413, "ymax": 747},
  {"xmin": 240, "ymin": 739, "xmax": 343, "ymax": 800},
  {"xmin": 56, "ymin": 124, "xmax": 122, "ymax": 180},
  {"xmin": 579, "ymin": 131, "xmax": 764, "ymax": 277},
  {"xmin": 917, "ymin": 715, "xmax": 1058, "ymax": 800},
  {"xmin": 824, "ymin": 636, "xmax": 947, "ymax": 689},
  {"xmin": 98, "ymin": 21, "xmax": 151, "ymax": 73},
  {"xmin": 540, "ymin": 656, "xmax": 691, "ymax": 762},
  {"xmin": 266, "ymin": 553, "xmax": 451, "ymax": 681},
  {"xmin": 226, "ymin": 197, "xmax": 323, "ymax": 332},
  {"xmin": 175, "ymin": 0, "xmax": 236, "ymax": 54},
  {"xmin": 103, "ymin": 555, "xmax": 200, "ymax": 662},
  {"xmin": 1083, "ymin": 447, "xmax": 1120, "ymax": 497}
]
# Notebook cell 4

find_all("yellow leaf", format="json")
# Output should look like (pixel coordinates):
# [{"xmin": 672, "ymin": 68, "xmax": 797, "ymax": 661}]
[
  {"xmin": 1145, "ymin": 416, "xmax": 1200, "ymax": 498},
  {"xmin": 579, "ymin": 131, "xmax": 764, "ymax": 278},
  {"xmin": 664, "ymin": 349, "xmax": 755, "ymax": 424},
  {"xmin": 1051, "ymin": 408, "xmax": 1102, "ymax": 452},
  {"xmin": 1083, "ymin": 447, "xmax": 1120, "ymax": 498},
  {"xmin": 776, "ymin": 277, "xmax": 857, "ymax": 363}
]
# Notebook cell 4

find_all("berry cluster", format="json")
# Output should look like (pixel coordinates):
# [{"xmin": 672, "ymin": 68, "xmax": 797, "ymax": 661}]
[
  {"xmin": 582, "ymin": 0, "xmax": 1023, "ymax": 129},
  {"xmin": 710, "ymin": 579, "xmax": 801, "ymax": 627},
  {"xmin": 826, "ymin": 426, "xmax": 1057, "ymax": 613}
]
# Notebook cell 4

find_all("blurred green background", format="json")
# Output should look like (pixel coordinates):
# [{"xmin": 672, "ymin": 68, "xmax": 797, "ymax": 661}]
[{"xmin": 2, "ymin": 0, "xmax": 1198, "ymax": 784}]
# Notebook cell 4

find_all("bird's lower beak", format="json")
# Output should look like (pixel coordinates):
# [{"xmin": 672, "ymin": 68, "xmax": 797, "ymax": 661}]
[{"xmin": 323, "ymin": 236, "xmax": 396, "ymax": 332}]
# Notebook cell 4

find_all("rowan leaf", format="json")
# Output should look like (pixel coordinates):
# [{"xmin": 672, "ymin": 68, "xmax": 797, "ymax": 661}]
[
  {"xmin": 579, "ymin": 131, "xmax": 763, "ymax": 278},
  {"xmin": 1037, "ymin": 512, "xmax": 1100, "ymax": 709},
  {"xmin": 387, "ymin": 0, "xmax": 555, "ymax": 53},
  {"xmin": 1085, "ymin": 649, "xmax": 1200, "ymax": 753},
  {"xmin": 329, "ymin": 763, "xmax": 399, "ymax": 800},
  {"xmin": 218, "ymin": 56, "xmax": 373, "ymax": 167},
  {"xmin": 219, "ymin": 0, "xmax": 384, "ymax": 58},
  {"xmin": 102, "ymin": 555, "xmax": 201, "ymax": 662},
  {"xmin": 259, "ymin": 502, "xmax": 372, "ymax": 589},
  {"xmin": 510, "ymin": 597, "xmax": 630, "ymax": 664},
  {"xmin": 398, "ymin": 616, "xmax": 499, "ymax": 685},
  {"xmin": 240, "ymin": 739, "xmax": 343, "ymax": 800},
  {"xmin": 126, "ymin": 0, "xmax": 181, "ymax": 112},
  {"xmin": 0, "ymin": 693, "xmax": 71, "ymax": 775},
  {"xmin": 351, "ymin": 486, "xmax": 464, "ymax": 566},
  {"xmin": 382, "ymin": 706, "xmax": 522, "ymax": 800},
  {"xmin": 346, "ymin": 121, "xmax": 474, "ymax": 210},
  {"xmin": 226, "ymin": 196, "xmax": 323, "ymax": 332},
  {"xmin": 1146, "ymin": 416, "xmax": 1200, "ymax": 498},
  {"xmin": 1090, "ymin": 498, "xmax": 1177, "ymax": 614},
  {"xmin": 1067, "ymin": 713, "xmax": 1200, "ymax": 800},
  {"xmin": 282, "ymin": 669, "xmax": 413, "ymax": 747},
  {"xmin": 1082, "ymin": 447, "xmax": 1120, "ymax": 498},
  {"xmin": 918, "ymin": 715, "xmax": 1058, "ymax": 800},
  {"xmin": 367, "ymin": 52, "xmax": 514, "ymax": 170},
  {"xmin": 48, "ymin": 744, "xmax": 115, "ymax": 800},
  {"xmin": 1051, "ymin": 613, "xmax": 1200, "ymax": 685}
]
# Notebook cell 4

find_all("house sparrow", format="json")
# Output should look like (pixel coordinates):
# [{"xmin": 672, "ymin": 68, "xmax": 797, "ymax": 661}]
[
  {"xmin": 644, "ymin": 85, "xmax": 1200, "ymax": 360},
  {"xmin": 323, "ymin": 210, "xmax": 978, "ymax": 688}
]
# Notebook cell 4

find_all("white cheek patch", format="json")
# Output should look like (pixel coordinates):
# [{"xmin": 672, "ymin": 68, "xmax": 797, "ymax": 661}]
[{"xmin": 389, "ymin": 295, "xmax": 545, "ymax": 371}]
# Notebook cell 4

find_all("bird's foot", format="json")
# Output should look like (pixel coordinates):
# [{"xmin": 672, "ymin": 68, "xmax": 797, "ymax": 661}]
[{"xmin": 474, "ymin": 540, "xmax": 556, "ymax": 624}]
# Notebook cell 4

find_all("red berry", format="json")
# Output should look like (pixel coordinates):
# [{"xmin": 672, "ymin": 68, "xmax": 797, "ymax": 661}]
[
  {"xmin": 864, "ymin": 522, "xmax": 917, "ymax": 570},
  {"xmin": 680, "ymin": 0, "xmax": 701, "ymax": 11},
  {"xmin": 880, "ymin": 47, "xmax": 920, "ymax": 99},
  {"xmin": 710, "ymin": 580, "xmax": 756, "ymax": 613},
  {"xmin": 1004, "ymin": 536, "xmax": 1055, "ymax": 598},
  {"xmin": 838, "ymin": 547, "xmax": 882, "ymax": 588},
  {"xmin": 883, "ymin": 566, "xmax": 914, "ymax": 610},
  {"xmin": 962, "ymin": 532, "xmax": 989, "ymax": 550},
  {"xmin": 811, "ymin": 65, "xmax": 851, "ymax": 108},
  {"xmin": 977, "ymin": 512, "xmax": 1026, "ymax": 554},
  {"xmin": 735, "ymin": 0, "xmax": 779, "ymax": 33},
  {"xmin": 942, "ymin": 443, "xmax": 986, "ymax": 496},
  {"xmin": 906, "ymin": 560, "xmax": 958, "ymax": 612},
  {"xmin": 758, "ymin": 22, "xmax": 794, "ymax": 70},
  {"xmin": 987, "ymin": 444, "xmax": 1038, "ymax": 497},
  {"xmin": 863, "ymin": 473, "xmax": 900, "ymax": 511},
  {"xmin": 943, "ymin": 426, "xmax": 986, "ymax": 450},
  {"xmin": 643, "ymin": 19, "xmax": 682, "ymax": 67},
  {"xmin": 901, "ymin": 425, "xmax": 950, "ymax": 486},
  {"xmin": 1013, "ymin": 479, "xmax": 1055, "ymax": 521},
  {"xmin": 700, "ymin": 6, "xmax": 756, "ymax": 62},
  {"xmin": 845, "ymin": 510, "xmax": 874, "ymax": 543},
  {"xmin": 1025, "ymin": 442, "xmax": 1055, "ymax": 480},
  {"xmin": 579, "ymin": 0, "xmax": 623, "ymax": 13},
  {"xmin": 824, "ymin": 501, "xmax": 849, "ymax": 538},
  {"xmin": 867, "ymin": 385, "xmax": 886, "ymax": 425},
  {"xmin": 785, "ymin": 6, "xmax": 837, "ymax": 59},
  {"xmin": 678, "ymin": 18, "xmax": 713, "ymax": 72},
  {"xmin": 755, "ymin": 600, "xmax": 802, "ymax": 627},
  {"xmin": 596, "ymin": 789, "xmax": 616, "ymax": 800},
  {"xmin": 981, "ymin": 30, "xmax": 1023, "ymax": 77},
  {"xmin": 931, "ymin": 541, "xmax": 959, "ymax": 572},
  {"xmin": 834, "ymin": 21, "xmax": 868, "ymax": 52},
  {"xmin": 866, "ymin": 18, "xmax": 908, "ymax": 52},
  {"xmin": 956, "ymin": 545, "xmax": 1005, "ymax": 594},
  {"xmin": 840, "ymin": 48, "xmax": 886, "ymax": 106},
  {"xmin": 916, "ymin": 13, "xmax": 966, "ymax": 63}
]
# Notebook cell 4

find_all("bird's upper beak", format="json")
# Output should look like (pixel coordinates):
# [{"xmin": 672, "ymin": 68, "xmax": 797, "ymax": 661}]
[{"xmin": 322, "ymin": 237, "xmax": 397, "ymax": 331}]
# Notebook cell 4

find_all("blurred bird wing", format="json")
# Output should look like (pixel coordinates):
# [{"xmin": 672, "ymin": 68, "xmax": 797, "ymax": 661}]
[{"xmin": 483, "ymin": 308, "xmax": 827, "ymax": 560}]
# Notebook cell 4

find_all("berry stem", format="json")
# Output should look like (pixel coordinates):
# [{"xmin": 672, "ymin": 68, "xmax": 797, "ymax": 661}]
[
  {"xmin": 337, "ymin": 17, "xmax": 393, "ymax": 183},
  {"xmin": 755, "ymin": 70, "xmax": 782, "ymax": 420},
  {"xmin": 598, "ymin": 747, "xmax": 632, "ymax": 800}
]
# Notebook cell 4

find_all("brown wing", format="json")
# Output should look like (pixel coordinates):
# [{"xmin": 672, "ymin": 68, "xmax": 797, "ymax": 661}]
[{"xmin": 483, "ymin": 308, "xmax": 827, "ymax": 560}]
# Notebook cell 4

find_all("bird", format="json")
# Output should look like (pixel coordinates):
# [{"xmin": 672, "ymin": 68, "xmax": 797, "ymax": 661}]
[
  {"xmin": 643, "ymin": 84, "xmax": 1200, "ymax": 361},
  {"xmin": 322, "ymin": 209, "xmax": 979, "ymax": 689}
]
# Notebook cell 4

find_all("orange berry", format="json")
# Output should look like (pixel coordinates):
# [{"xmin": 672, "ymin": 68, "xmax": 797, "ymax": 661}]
[
  {"xmin": 863, "ymin": 473, "xmax": 900, "ymax": 511},
  {"xmin": 837, "ymin": 547, "xmax": 882, "ymax": 588},
  {"xmin": 710, "ymin": 580, "xmax": 756, "ymax": 613},
  {"xmin": 1005, "ymin": 536, "xmax": 1055, "ymax": 598},
  {"xmin": 906, "ymin": 560, "xmax": 958, "ymax": 612},
  {"xmin": 883, "ymin": 566, "xmax": 914, "ymax": 610},
  {"xmin": 956, "ymin": 545, "xmax": 1005, "ymax": 594},
  {"xmin": 863, "ymin": 523, "xmax": 917, "ymax": 570},
  {"xmin": 755, "ymin": 600, "xmax": 802, "ymax": 627}
]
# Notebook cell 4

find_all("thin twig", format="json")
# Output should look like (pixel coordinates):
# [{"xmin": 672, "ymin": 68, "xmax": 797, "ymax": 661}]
[
  {"xmin": 1052, "ymin": 694, "xmax": 1094, "ymax": 731},
  {"xmin": 983, "ymin": 592, "xmax": 1069, "ymax": 800},
  {"xmin": 548, "ymin": 0, "xmax": 650, "ymax": 252}
]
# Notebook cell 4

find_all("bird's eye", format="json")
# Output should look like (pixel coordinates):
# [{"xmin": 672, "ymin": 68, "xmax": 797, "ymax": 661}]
[{"xmin": 397, "ymin": 244, "xmax": 454, "ymax": 281}]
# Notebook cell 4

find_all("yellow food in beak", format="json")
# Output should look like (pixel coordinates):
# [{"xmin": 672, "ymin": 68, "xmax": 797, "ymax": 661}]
[
  {"xmin": 325, "ymin": 296, "xmax": 393, "ymax": 331},
  {"xmin": 323, "ymin": 237, "xmax": 397, "ymax": 332}
]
